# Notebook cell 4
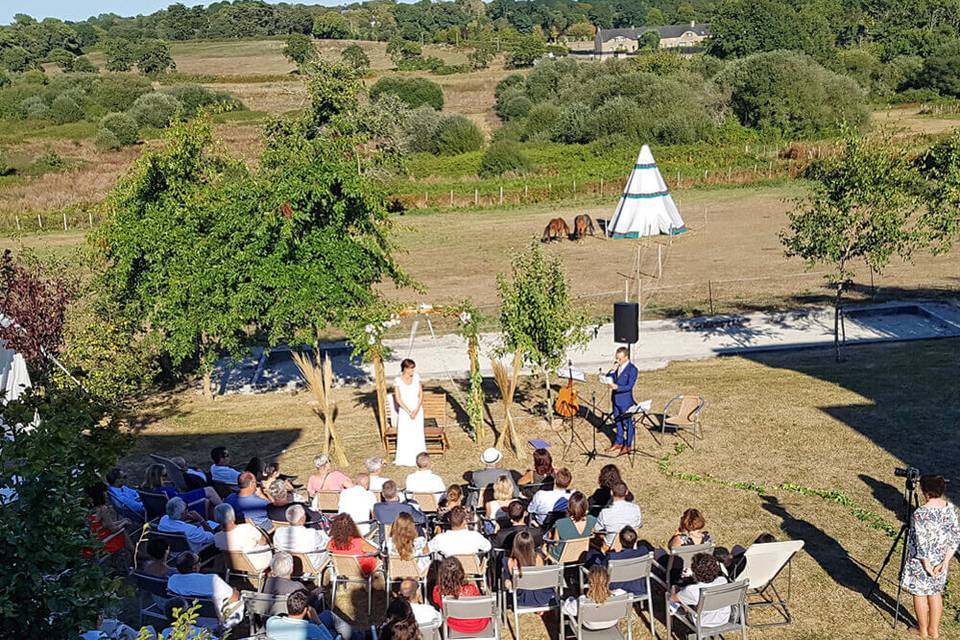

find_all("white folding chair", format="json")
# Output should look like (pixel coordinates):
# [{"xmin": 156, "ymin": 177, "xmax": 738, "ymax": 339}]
[
  {"xmin": 737, "ymin": 540, "xmax": 804, "ymax": 627},
  {"xmin": 504, "ymin": 564, "xmax": 563, "ymax": 639},
  {"xmin": 666, "ymin": 580, "xmax": 748, "ymax": 640},
  {"xmin": 441, "ymin": 594, "xmax": 499, "ymax": 640},
  {"xmin": 564, "ymin": 593, "xmax": 634, "ymax": 640}
]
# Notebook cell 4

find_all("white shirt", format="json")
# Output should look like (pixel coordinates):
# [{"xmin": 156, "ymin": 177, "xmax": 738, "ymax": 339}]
[
  {"xmin": 528, "ymin": 489, "xmax": 572, "ymax": 525},
  {"xmin": 405, "ymin": 469, "xmax": 447, "ymax": 496},
  {"xmin": 678, "ymin": 577, "xmax": 731, "ymax": 627},
  {"xmin": 595, "ymin": 500, "xmax": 642, "ymax": 545},
  {"xmin": 412, "ymin": 602, "xmax": 441, "ymax": 626},
  {"xmin": 168, "ymin": 572, "xmax": 242, "ymax": 624},
  {"xmin": 369, "ymin": 475, "xmax": 389, "ymax": 492},
  {"xmin": 338, "ymin": 485, "xmax": 377, "ymax": 534},
  {"xmin": 273, "ymin": 524, "xmax": 329, "ymax": 570},
  {"xmin": 430, "ymin": 528, "xmax": 491, "ymax": 557},
  {"xmin": 213, "ymin": 523, "xmax": 272, "ymax": 571},
  {"xmin": 158, "ymin": 515, "xmax": 215, "ymax": 553},
  {"xmin": 210, "ymin": 464, "xmax": 240, "ymax": 485}
]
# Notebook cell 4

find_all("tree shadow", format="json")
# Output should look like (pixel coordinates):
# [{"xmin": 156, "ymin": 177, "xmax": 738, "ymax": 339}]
[{"xmin": 859, "ymin": 474, "xmax": 911, "ymax": 525}]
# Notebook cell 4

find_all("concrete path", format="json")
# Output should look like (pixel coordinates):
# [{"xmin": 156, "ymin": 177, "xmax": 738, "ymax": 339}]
[{"xmin": 213, "ymin": 300, "xmax": 960, "ymax": 393}]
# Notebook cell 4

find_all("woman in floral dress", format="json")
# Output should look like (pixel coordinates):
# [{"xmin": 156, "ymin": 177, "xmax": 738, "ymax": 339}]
[{"xmin": 902, "ymin": 475, "xmax": 960, "ymax": 639}]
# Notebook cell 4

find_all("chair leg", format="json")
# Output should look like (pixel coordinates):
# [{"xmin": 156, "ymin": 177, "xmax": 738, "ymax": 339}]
[
  {"xmin": 647, "ymin": 597, "xmax": 654, "ymax": 638},
  {"xmin": 664, "ymin": 593, "xmax": 672, "ymax": 639},
  {"xmin": 367, "ymin": 575, "xmax": 373, "ymax": 617}
]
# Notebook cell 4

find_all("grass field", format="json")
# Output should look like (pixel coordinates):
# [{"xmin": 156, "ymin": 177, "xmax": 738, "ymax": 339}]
[{"xmin": 121, "ymin": 338, "xmax": 960, "ymax": 638}]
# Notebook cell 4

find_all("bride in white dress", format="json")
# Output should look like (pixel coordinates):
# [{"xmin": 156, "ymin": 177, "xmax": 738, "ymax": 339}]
[{"xmin": 393, "ymin": 358, "xmax": 426, "ymax": 467}]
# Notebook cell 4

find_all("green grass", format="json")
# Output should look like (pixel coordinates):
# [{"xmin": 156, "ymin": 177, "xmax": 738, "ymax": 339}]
[
  {"xmin": 212, "ymin": 109, "xmax": 270, "ymax": 124},
  {"xmin": 0, "ymin": 120, "xmax": 97, "ymax": 144}
]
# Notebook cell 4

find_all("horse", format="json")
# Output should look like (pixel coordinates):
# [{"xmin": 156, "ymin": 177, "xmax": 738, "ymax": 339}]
[
  {"xmin": 542, "ymin": 217, "xmax": 571, "ymax": 242},
  {"xmin": 572, "ymin": 214, "xmax": 597, "ymax": 241}
]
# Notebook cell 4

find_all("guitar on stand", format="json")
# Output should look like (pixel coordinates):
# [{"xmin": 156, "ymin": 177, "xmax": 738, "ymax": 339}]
[{"xmin": 555, "ymin": 361, "xmax": 590, "ymax": 461}]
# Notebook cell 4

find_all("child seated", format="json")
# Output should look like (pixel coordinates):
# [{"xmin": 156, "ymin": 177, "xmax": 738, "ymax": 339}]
[
  {"xmin": 606, "ymin": 526, "xmax": 653, "ymax": 596},
  {"xmin": 562, "ymin": 566, "xmax": 626, "ymax": 630},
  {"xmin": 670, "ymin": 553, "xmax": 731, "ymax": 628}
]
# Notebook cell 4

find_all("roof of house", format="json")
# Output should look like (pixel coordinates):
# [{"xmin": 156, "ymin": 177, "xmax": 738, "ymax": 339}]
[{"xmin": 595, "ymin": 23, "xmax": 711, "ymax": 43}]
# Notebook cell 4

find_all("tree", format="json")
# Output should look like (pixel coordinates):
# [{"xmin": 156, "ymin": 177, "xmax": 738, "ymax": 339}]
[
  {"xmin": 781, "ymin": 131, "xmax": 956, "ymax": 361},
  {"xmin": 103, "ymin": 38, "xmax": 136, "ymax": 72},
  {"xmin": 915, "ymin": 52, "xmax": 960, "ymax": 97},
  {"xmin": 369, "ymin": 76, "xmax": 444, "ymax": 110},
  {"xmin": 341, "ymin": 44, "xmax": 370, "ymax": 71},
  {"xmin": 136, "ymin": 39, "xmax": 175, "ymax": 76},
  {"xmin": 468, "ymin": 42, "xmax": 496, "ymax": 70},
  {"xmin": 497, "ymin": 241, "xmax": 588, "ymax": 423},
  {"xmin": 707, "ymin": 0, "xmax": 836, "ymax": 63},
  {"xmin": 47, "ymin": 47, "xmax": 76, "ymax": 71},
  {"xmin": 283, "ymin": 33, "xmax": 315, "ymax": 66},
  {"xmin": 507, "ymin": 34, "xmax": 546, "ymax": 68},
  {"xmin": 313, "ymin": 12, "xmax": 350, "ymax": 39},
  {"xmin": 386, "ymin": 37, "xmax": 423, "ymax": 65},
  {"xmin": 0, "ymin": 46, "xmax": 35, "ymax": 72}
]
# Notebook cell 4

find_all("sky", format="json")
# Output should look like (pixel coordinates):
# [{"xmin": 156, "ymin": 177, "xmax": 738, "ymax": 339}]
[{"xmin": 0, "ymin": 1, "xmax": 339, "ymax": 25}]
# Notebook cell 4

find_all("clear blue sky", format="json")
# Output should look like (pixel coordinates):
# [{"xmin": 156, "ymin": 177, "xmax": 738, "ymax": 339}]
[{"xmin": 1, "ymin": 1, "xmax": 340, "ymax": 24}]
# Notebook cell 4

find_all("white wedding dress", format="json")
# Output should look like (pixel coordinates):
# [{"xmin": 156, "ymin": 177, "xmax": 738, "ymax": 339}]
[{"xmin": 393, "ymin": 373, "xmax": 426, "ymax": 467}]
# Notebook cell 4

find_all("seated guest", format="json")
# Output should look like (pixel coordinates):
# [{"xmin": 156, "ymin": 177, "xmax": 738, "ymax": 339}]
[
  {"xmin": 338, "ymin": 473, "xmax": 377, "ymax": 536},
  {"xmin": 671, "ymin": 553, "xmax": 731, "ymax": 628},
  {"xmin": 307, "ymin": 454, "xmax": 353, "ymax": 496},
  {"xmin": 484, "ymin": 475, "xmax": 515, "ymax": 526},
  {"xmin": 209, "ymin": 446, "xmax": 241, "ymax": 485},
  {"xmin": 469, "ymin": 448, "xmax": 519, "ymax": 502},
  {"xmin": 327, "ymin": 513, "xmax": 379, "ymax": 575},
  {"xmin": 606, "ymin": 526, "xmax": 653, "ymax": 596},
  {"xmin": 261, "ymin": 461, "xmax": 293, "ymax": 494},
  {"xmin": 546, "ymin": 491, "xmax": 595, "ymax": 562},
  {"xmin": 142, "ymin": 463, "xmax": 220, "ymax": 517},
  {"xmin": 712, "ymin": 546, "xmax": 735, "ymax": 578},
  {"xmin": 494, "ymin": 500, "xmax": 544, "ymax": 552},
  {"xmin": 158, "ymin": 497, "xmax": 215, "ymax": 555},
  {"xmin": 528, "ymin": 467, "xmax": 573, "ymax": 527},
  {"xmin": 366, "ymin": 457, "xmax": 390, "ymax": 493},
  {"xmin": 85, "ymin": 482, "xmax": 134, "ymax": 556},
  {"xmin": 263, "ymin": 553, "xmax": 334, "ymax": 628},
  {"xmin": 562, "ymin": 566, "xmax": 625, "ymax": 630},
  {"xmin": 212, "ymin": 503, "xmax": 272, "ymax": 571},
  {"xmin": 141, "ymin": 538, "xmax": 173, "ymax": 578},
  {"xmin": 378, "ymin": 599, "xmax": 419, "ymax": 640},
  {"xmin": 225, "ymin": 472, "xmax": 272, "ymax": 529},
  {"xmin": 518, "ymin": 447, "xmax": 555, "ymax": 488},
  {"xmin": 399, "ymin": 578, "xmax": 440, "ymax": 626},
  {"xmin": 405, "ymin": 452, "xmax": 446, "ymax": 497},
  {"xmin": 168, "ymin": 552, "xmax": 243, "ymax": 629},
  {"xmin": 435, "ymin": 484, "xmax": 465, "ymax": 532},
  {"xmin": 374, "ymin": 481, "xmax": 427, "ymax": 532},
  {"xmin": 387, "ymin": 512, "xmax": 429, "ymax": 573},
  {"xmin": 433, "ymin": 557, "xmax": 488, "ymax": 633},
  {"xmin": 428, "ymin": 506, "xmax": 491, "ymax": 557},
  {"xmin": 265, "ymin": 588, "xmax": 357, "ymax": 640},
  {"xmin": 170, "ymin": 456, "xmax": 209, "ymax": 489},
  {"xmin": 273, "ymin": 504, "xmax": 330, "ymax": 570},
  {"xmin": 668, "ymin": 508, "xmax": 712, "ymax": 549},
  {"xmin": 266, "ymin": 480, "xmax": 309, "ymax": 523},
  {"xmin": 595, "ymin": 482, "xmax": 641, "ymax": 547},
  {"xmin": 503, "ymin": 530, "xmax": 554, "ymax": 608},
  {"xmin": 106, "ymin": 467, "xmax": 145, "ymax": 517},
  {"xmin": 589, "ymin": 464, "xmax": 634, "ymax": 515}
]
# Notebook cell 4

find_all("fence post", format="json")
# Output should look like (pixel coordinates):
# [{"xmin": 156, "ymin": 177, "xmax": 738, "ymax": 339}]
[
  {"xmin": 676, "ymin": 170, "xmax": 680, "ymax": 187},
  {"xmin": 548, "ymin": 183, "xmax": 552, "ymax": 198},
  {"xmin": 88, "ymin": 210, "xmax": 93, "ymax": 227},
  {"xmin": 474, "ymin": 188, "xmax": 478, "ymax": 206},
  {"xmin": 63, "ymin": 212, "xmax": 68, "ymax": 231},
  {"xmin": 449, "ymin": 190, "xmax": 454, "ymax": 207},
  {"xmin": 499, "ymin": 186, "xmax": 503, "ymax": 205},
  {"xmin": 708, "ymin": 280, "xmax": 714, "ymax": 315},
  {"xmin": 37, "ymin": 213, "xmax": 42, "ymax": 230},
  {"xmin": 657, "ymin": 245, "xmax": 662, "ymax": 279},
  {"xmin": 573, "ymin": 179, "xmax": 576, "ymax": 196},
  {"xmin": 15, "ymin": 214, "xmax": 20, "ymax": 231},
  {"xmin": 524, "ymin": 183, "xmax": 528, "ymax": 201},
  {"xmin": 599, "ymin": 177, "xmax": 604, "ymax": 196}
]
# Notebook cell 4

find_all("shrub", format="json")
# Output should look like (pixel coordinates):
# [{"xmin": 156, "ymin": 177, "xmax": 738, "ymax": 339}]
[
  {"xmin": 369, "ymin": 77, "xmax": 444, "ymax": 110},
  {"xmin": 95, "ymin": 127, "xmax": 122, "ymax": 151},
  {"xmin": 495, "ymin": 74, "xmax": 526, "ymax": 102},
  {"xmin": 479, "ymin": 140, "xmax": 533, "ymax": 177},
  {"xmin": 99, "ymin": 112, "xmax": 139, "ymax": 146},
  {"xmin": 50, "ymin": 93, "xmax": 84, "ymax": 124},
  {"xmin": 20, "ymin": 96, "xmax": 50, "ymax": 120},
  {"xmin": 127, "ymin": 92, "xmax": 183, "ymax": 128},
  {"xmin": 491, "ymin": 120, "xmax": 525, "ymax": 143},
  {"xmin": 284, "ymin": 33, "xmax": 314, "ymax": 65},
  {"xmin": 71, "ymin": 56, "xmax": 98, "ymax": 74},
  {"xmin": 31, "ymin": 149, "xmax": 66, "ymax": 173},
  {"xmin": 523, "ymin": 102, "xmax": 561, "ymax": 140},
  {"xmin": 137, "ymin": 39, "xmax": 176, "ymax": 76},
  {"xmin": 161, "ymin": 84, "xmax": 242, "ymax": 114},
  {"xmin": 0, "ymin": 71, "xmax": 9, "ymax": 88},
  {"xmin": 718, "ymin": 50, "xmax": 867, "ymax": 137},
  {"xmin": 553, "ymin": 102, "xmax": 592, "ymax": 144},
  {"xmin": 434, "ymin": 115, "xmax": 484, "ymax": 155},
  {"xmin": 341, "ymin": 45, "xmax": 370, "ymax": 71},
  {"xmin": 499, "ymin": 94, "xmax": 533, "ymax": 120},
  {"xmin": 914, "ymin": 53, "xmax": 960, "ymax": 98},
  {"xmin": 91, "ymin": 75, "xmax": 152, "ymax": 112},
  {"xmin": 546, "ymin": 44, "xmax": 569, "ymax": 57},
  {"xmin": 404, "ymin": 105, "xmax": 443, "ymax": 153}
]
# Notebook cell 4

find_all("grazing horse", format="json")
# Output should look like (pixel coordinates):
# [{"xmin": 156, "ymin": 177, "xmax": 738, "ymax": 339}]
[
  {"xmin": 542, "ymin": 217, "xmax": 571, "ymax": 242},
  {"xmin": 572, "ymin": 214, "xmax": 597, "ymax": 241}
]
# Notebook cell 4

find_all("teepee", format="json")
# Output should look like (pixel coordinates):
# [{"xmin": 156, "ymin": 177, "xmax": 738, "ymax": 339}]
[{"xmin": 606, "ymin": 145, "xmax": 686, "ymax": 238}]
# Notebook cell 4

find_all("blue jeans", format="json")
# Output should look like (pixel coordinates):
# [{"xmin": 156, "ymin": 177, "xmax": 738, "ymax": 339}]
[{"xmin": 319, "ymin": 610, "xmax": 359, "ymax": 640}]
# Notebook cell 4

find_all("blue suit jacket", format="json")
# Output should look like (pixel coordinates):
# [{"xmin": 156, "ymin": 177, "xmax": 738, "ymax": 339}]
[{"xmin": 608, "ymin": 362, "xmax": 637, "ymax": 409}]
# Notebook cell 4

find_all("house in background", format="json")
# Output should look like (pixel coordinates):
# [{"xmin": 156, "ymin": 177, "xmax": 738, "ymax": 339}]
[{"xmin": 592, "ymin": 22, "xmax": 710, "ymax": 58}]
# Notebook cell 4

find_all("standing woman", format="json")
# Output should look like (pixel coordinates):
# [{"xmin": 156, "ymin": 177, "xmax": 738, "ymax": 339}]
[
  {"xmin": 393, "ymin": 359, "xmax": 426, "ymax": 467},
  {"xmin": 903, "ymin": 475, "xmax": 960, "ymax": 639}
]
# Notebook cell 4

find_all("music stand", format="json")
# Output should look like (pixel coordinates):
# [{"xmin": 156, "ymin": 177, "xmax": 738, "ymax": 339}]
[
  {"xmin": 556, "ymin": 363, "xmax": 590, "ymax": 461},
  {"xmin": 618, "ymin": 400, "xmax": 659, "ymax": 466}
]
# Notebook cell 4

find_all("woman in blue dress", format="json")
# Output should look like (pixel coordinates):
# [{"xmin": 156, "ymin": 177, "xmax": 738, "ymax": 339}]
[{"xmin": 503, "ymin": 531, "xmax": 555, "ymax": 608}]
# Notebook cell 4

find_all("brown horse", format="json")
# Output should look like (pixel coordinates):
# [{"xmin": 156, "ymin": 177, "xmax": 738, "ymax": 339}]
[
  {"xmin": 542, "ymin": 217, "xmax": 571, "ymax": 242},
  {"xmin": 572, "ymin": 214, "xmax": 597, "ymax": 241}
]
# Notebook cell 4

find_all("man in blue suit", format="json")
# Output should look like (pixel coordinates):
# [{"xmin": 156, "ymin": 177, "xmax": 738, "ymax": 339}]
[{"xmin": 606, "ymin": 346, "xmax": 637, "ymax": 454}]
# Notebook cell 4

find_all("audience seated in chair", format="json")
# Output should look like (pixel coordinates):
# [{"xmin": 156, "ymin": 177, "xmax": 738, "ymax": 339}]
[
  {"xmin": 504, "ymin": 530, "xmax": 555, "ymax": 608},
  {"xmin": 170, "ymin": 456, "xmax": 210, "ymax": 490},
  {"xmin": 400, "ymin": 578, "xmax": 441, "ymax": 626},
  {"xmin": 594, "ymin": 482, "xmax": 641, "ymax": 547},
  {"xmin": 142, "ymin": 463, "xmax": 222, "ymax": 512},
  {"xmin": 561, "ymin": 565, "xmax": 625, "ymax": 630},
  {"xmin": 405, "ymin": 452, "xmax": 447, "ymax": 497},
  {"xmin": 546, "ymin": 491, "xmax": 595, "ymax": 562},
  {"xmin": 307, "ymin": 454, "xmax": 353, "ymax": 496},
  {"xmin": 85, "ymin": 482, "xmax": 134, "ymax": 556},
  {"xmin": 141, "ymin": 537, "xmax": 173, "ymax": 578},
  {"xmin": 518, "ymin": 447, "xmax": 555, "ymax": 489},
  {"xmin": 272, "ymin": 504, "xmax": 329, "ymax": 570},
  {"xmin": 167, "ymin": 552, "xmax": 243, "ymax": 629},
  {"xmin": 528, "ymin": 467, "xmax": 573, "ymax": 527},
  {"xmin": 212, "ymin": 503, "xmax": 272, "ymax": 571},
  {"xmin": 604, "ymin": 526, "xmax": 653, "ymax": 596},
  {"xmin": 378, "ymin": 598, "xmax": 421, "ymax": 640},
  {"xmin": 209, "ymin": 446, "xmax": 240, "ymax": 485},
  {"xmin": 670, "ymin": 553, "xmax": 731, "ymax": 628},
  {"xmin": 265, "ymin": 588, "xmax": 360, "ymax": 640},
  {"xmin": 588, "ymin": 464, "xmax": 634, "ymax": 515},
  {"xmin": 435, "ymin": 484, "xmax": 465, "ymax": 532},
  {"xmin": 225, "ymin": 472, "xmax": 272, "ymax": 530},
  {"xmin": 669, "ymin": 508, "xmax": 712, "ymax": 550},
  {"xmin": 158, "ymin": 497, "xmax": 215, "ymax": 555},
  {"xmin": 387, "ymin": 512, "xmax": 430, "ymax": 573},
  {"xmin": 494, "ymin": 500, "xmax": 544, "ymax": 553},
  {"xmin": 428, "ymin": 506, "xmax": 491, "ymax": 557},
  {"xmin": 328, "ymin": 513, "xmax": 379, "ymax": 575},
  {"xmin": 374, "ymin": 480, "xmax": 427, "ymax": 531},
  {"xmin": 484, "ymin": 475, "xmax": 515, "ymax": 529},
  {"xmin": 469, "ymin": 447, "xmax": 520, "ymax": 501},
  {"xmin": 338, "ymin": 472, "xmax": 377, "ymax": 536},
  {"xmin": 266, "ymin": 479, "xmax": 320, "ymax": 525},
  {"xmin": 366, "ymin": 456, "xmax": 390, "ymax": 493},
  {"xmin": 106, "ymin": 467, "xmax": 145, "ymax": 517},
  {"xmin": 432, "ymin": 557, "xmax": 488, "ymax": 634}
]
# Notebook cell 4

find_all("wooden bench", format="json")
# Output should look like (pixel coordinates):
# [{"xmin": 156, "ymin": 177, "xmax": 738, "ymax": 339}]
[{"xmin": 382, "ymin": 389, "xmax": 450, "ymax": 455}]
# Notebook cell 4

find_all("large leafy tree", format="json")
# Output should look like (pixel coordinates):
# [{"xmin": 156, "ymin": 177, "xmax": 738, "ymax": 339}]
[
  {"xmin": 136, "ymin": 38, "xmax": 175, "ymax": 76},
  {"xmin": 103, "ymin": 37, "xmax": 136, "ymax": 72}
]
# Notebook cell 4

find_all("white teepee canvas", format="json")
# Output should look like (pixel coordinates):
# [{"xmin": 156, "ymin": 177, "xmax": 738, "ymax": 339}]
[{"xmin": 606, "ymin": 145, "xmax": 686, "ymax": 238}]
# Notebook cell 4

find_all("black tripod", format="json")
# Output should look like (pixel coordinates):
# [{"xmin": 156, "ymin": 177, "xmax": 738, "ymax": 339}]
[{"xmin": 867, "ymin": 475, "xmax": 920, "ymax": 628}]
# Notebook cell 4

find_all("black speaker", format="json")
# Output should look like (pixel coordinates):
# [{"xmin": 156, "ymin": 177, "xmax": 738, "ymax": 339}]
[{"xmin": 613, "ymin": 302, "xmax": 639, "ymax": 344}]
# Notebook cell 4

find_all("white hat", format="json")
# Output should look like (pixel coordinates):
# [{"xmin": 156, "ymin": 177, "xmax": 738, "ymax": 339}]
[{"xmin": 481, "ymin": 447, "xmax": 502, "ymax": 464}]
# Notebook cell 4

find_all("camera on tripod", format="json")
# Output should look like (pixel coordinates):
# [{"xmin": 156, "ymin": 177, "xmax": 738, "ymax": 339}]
[{"xmin": 894, "ymin": 466, "xmax": 921, "ymax": 482}]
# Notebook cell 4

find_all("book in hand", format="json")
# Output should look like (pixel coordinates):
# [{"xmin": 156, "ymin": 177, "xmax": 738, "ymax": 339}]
[{"xmin": 598, "ymin": 374, "xmax": 614, "ymax": 385}]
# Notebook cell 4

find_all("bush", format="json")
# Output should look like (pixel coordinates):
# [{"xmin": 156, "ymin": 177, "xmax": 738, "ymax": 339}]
[
  {"xmin": 161, "ymin": 84, "xmax": 242, "ymax": 114},
  {"xmin": 718, "ymin": 50, "xmax": 867, "ymax": 137},
  {"xmin": 341, "ymin": 45, "xmax": 370, "ymax": 71},
  {"xmin": 914, "ymin": 53, "xmax": 960, "ymax": 98},
  {"xmin": 91, "ymin": 75, "xmax": 152, "ymax": 112},
  {"xmin": 99, "ymin": 112, "xmax": 139, "ymax": 146},
  {"xmin": 434, "ymin": 115, "xmax": 484, "ymax": 155},
  {"xmin": 50, "ymin": 93, "xmax": 84, "ymax": 124},
  {"xmin": 20, "ymin": 95, "xmax": 49, "ymax": 120},
  {"xmin": 479, "ymin": 140, "xmax": 533, "ymax": 177},
  {"xmin": 495, "ymin": 74, "xmax": 526, "ymax": 102},
  {"xmin": 95, "ymin": 127, "xmax": 122, "ymax": 151},
  {"xmin": 31, "ymin": 149, "xmax": 66, "ymax": 173},
  {"xmin": 553, "ymin": 102, "xmax": 593, "ymax": 144},
  {"xmin": 0, "ymin": 71, "xmax": 9, "ymax": 88},
  {"xmin": 404, "ymin": 105, "xmax": 443, "ymax": 153},
  {"xmin": 499, "ymin": 94, "xmax": 533, "ymax": 120},
  {"xmin": 71, "ymin": 56, "xmax": 98, "ymax": 74},
  {"xmin": 127, "ymin": 92, "xmax": 183, "ymax": 128},
  {"xmin": 369, "ymin": 77, "xmax": 444, "ymax": 110},
  {"xmin": 523, "ymin": 102, "xmax": 561, "ymax": 140}
]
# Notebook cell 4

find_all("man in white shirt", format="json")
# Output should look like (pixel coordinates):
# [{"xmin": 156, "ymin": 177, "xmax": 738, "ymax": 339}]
[
  {"xmin": 673, "ymin": 553, "xmax": 731, "ymax": 627},
  {"xmin": 400, "ymin": 578, "xmax": 440, "ymax": 626},
  {"xmin": 404, "ymin": 452, "xmax": 446, "ymax": 497},
  {"xmin": 595, "ymin": 482, "xmax": 641, "ymax": 546},
  {"xmin": 338, "ymin": 473, "xmax": 377, "ymax": 535},
  {"xmin": 428, "ymin": 506, "xmax": 491, "ymax": 557},
  {"xmin": 273, "ymin": 503, "xmax": 330, "ymax": 570},
  {"xmin": 528, "ymin": 467, "xmax": 573, "ymax": 527},
  {"xmin": 158, "ymin": 497, "xmax": 216, "ymax": 554},
  {"xmin": 366, "ymin": 457, "xmax": 390, "ymax": 493},
  {"xmin": 168, "ymin": 552, "xmax": 243, "ymax": 629},
  {"xmin": 212, "ymin": 503, "xmax": 272, "ymax": 571},
  {"xmin": 209, "ymin": 446, "xmax": 240, "ymax": 485}
]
